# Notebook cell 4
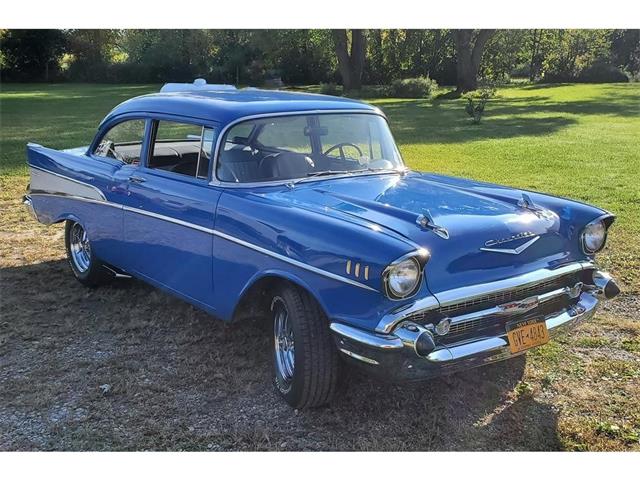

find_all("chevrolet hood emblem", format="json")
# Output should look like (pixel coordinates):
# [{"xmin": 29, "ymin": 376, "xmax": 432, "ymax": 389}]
[{"xmin": 480, "ymin": 232, "xmax": 540, "ymax": 255}]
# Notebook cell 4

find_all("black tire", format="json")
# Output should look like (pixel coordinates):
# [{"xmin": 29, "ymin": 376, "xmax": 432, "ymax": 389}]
[
  {"xmin": 64, "ymin": 220, "xmax": 110, "ymax": 287},
  {"xmin": 271, "ymin": 284, "xmax": 339, "ymax": 409}
]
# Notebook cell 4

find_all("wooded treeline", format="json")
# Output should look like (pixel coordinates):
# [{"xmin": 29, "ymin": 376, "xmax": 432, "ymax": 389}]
[{"xmin": 1, "ymin": 29, "xmax": 638, "ymax": 92}]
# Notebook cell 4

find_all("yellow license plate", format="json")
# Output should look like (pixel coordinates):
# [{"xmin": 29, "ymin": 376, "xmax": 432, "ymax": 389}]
[{"xmin": 506, "ymin": 319, "xmax": 550, "ymax": 354}]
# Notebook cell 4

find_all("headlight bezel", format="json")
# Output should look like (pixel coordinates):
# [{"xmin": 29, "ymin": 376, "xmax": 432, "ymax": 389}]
[
  {"xmin": 580, "ymin": 215, "xmax": 614, "ymax": 255},
  {"xmin": 382, "ymin": 249, "xmax": 429, "ymax": 300}
]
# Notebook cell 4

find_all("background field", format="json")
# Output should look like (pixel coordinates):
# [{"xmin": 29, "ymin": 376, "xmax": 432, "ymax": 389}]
[{"xmin": 1, "ymin": 83, "xmax": 639, "ymax": 450}]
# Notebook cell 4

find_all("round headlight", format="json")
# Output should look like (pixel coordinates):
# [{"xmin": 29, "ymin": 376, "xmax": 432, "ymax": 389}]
[
  {"xmin": 582, "ymin": 220, "xmax": 607, "ymax": 254},
  {"xmin": 384, "ymin": 256, "xmax": 421, "ymax": 299}
]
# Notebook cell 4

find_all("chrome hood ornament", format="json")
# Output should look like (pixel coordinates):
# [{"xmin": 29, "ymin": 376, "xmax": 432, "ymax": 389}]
[
  {"xmin": 518, "ymin": 193, "xmax": 555, "ymax": 220},
  {"xmin": 416, "ymin": 210, "xmax": 449, "ymax": 239},
  {"xmin": 480, "ymin": 231, "xmax": 540, "ymax": 255}
]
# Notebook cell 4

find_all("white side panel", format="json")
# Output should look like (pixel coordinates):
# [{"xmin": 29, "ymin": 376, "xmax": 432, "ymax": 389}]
[{"xmin": 29, "ymin": 166, "xmax": 106, "ymax": 201}]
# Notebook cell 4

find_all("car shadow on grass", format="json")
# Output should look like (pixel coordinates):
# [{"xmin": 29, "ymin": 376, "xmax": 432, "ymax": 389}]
[{"xmin": 0, "ymin": 260, "xmax": 560, "ymax": 451}]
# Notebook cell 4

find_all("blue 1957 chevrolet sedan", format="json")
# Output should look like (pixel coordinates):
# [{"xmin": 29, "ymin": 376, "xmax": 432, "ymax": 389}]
[{"xmin": 24, "ymin": 80, "xmax": 620, "ymax": 408}]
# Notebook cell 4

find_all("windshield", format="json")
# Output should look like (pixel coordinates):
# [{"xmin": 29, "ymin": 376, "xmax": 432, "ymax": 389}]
[{"xmin": 216, "ymin": 113, "xmax": 404, "ymax": 183}]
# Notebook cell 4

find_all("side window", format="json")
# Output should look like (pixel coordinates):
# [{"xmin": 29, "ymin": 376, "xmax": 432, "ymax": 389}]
[
  {"xmin": 149, "ymin": 121, "xmax": 216, "ymax": 179},
  {"xmin": 94, "ymin": 119, "xmax": 146, "ymax": 165}
]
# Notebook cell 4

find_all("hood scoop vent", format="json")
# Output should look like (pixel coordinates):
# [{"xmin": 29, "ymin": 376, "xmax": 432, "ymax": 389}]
[{"xmin": 416, "ymin": 211, "xmax": 450, "ymax": 239}]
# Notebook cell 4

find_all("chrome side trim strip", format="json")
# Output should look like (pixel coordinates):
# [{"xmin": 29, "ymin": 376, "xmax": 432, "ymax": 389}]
[
  {"xmin": 29, "ymin": 165, "xmax": 107, "ymax": 201},
  {"xmin": 122, "ymin": 205, "xmax": 216, "ymax": 234},
  {"xmin": 213, "ymin": 229, "xmax": 378, "ymax": 292},
  {"xmin": 30, "ymin": 189, "xmax": 377, "ymax": 292},
  {"xmin": 29, "ymin": 192, "xmax": 122, "ymax": 209}
]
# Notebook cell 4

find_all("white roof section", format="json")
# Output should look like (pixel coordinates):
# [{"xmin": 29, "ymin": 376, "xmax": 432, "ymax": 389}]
[{"xmin": 160, "ymin": 78, "xmax": 237, "ymax": 93}]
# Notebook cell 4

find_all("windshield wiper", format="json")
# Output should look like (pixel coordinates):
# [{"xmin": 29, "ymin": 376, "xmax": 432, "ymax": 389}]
[{"xmin": 286, "ymin": 167, "xmax": 404, "ymax": 188}]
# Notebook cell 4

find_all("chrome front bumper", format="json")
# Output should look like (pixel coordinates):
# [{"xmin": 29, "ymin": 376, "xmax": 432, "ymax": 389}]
[{"xmin": 330, "ymin": 268, "xmax": 619, "ymax": 381}]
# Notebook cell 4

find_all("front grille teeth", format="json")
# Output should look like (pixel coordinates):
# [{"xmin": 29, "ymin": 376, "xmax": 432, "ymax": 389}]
[{"xmin": 407, "ymin": 272, "xmax": 582, "ymax": 338}]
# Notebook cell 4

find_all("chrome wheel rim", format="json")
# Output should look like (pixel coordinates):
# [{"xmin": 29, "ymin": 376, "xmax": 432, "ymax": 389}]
[
  {"xmin": 70, "ymin": 223, "xmax": 91, "ymax": 273},
  {"xmin": 273, "ymin": 298, "xmax": 295, "ymax": 384}
]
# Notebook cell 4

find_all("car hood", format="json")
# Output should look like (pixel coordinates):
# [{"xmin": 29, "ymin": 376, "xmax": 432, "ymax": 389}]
[{"xmin": 262, "ymin": 171, "xmax": 601, "ymax": 295}]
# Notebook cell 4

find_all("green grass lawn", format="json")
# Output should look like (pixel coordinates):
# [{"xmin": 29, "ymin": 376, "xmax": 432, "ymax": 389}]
[{"xmin": 2, "ymin": 82, "xmax": 639, "ymax": 290}]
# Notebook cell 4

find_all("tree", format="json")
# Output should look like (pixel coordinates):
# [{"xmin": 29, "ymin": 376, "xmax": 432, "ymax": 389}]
[
  {"xmin": 452, "ymin": 29, "xmax": 495, "ymax": 93},
  {"xmin": 332, "ymin": 29, "xmax": 367, "ymax": 91},
  {"xmin": 0, "ymin": 29, "xmax": 66, "ymax": 81}
]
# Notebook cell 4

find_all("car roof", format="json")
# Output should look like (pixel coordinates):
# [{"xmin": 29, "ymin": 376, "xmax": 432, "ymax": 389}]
[{"xmin": 100, "ymin": 88, "xmax": 382, "ymax": 128}]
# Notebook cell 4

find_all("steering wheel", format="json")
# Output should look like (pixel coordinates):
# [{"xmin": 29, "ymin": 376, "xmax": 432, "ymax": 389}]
[{"xmin": 323, "ymin": 142, "xmax": 363, "ymax": 162}]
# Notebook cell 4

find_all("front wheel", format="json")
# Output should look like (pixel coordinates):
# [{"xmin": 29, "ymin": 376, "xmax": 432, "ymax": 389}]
[
  {"xmin": 64, "ymin": 220, "xmax": 110, "ymax": 287},
  {"xmin": 271, "ymin": 284, "xmax": 339, "ymax": 409}
]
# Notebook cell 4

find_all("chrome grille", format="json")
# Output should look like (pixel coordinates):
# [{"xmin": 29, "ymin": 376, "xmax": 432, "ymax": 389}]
[
  {"xmin": 437, "ymin": 276, "xmax": 570, "ymax": 316},
  {"xmin": 407, "ymin": 272, "xmax": 582, "ymax": 338}
]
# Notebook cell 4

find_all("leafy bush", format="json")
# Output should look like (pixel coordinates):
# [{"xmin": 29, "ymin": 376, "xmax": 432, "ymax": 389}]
[
  {"xmin": 577, "ymin": 61, "xmax": 629, "ymax": 83},
  {"xmin": 319, "ymin": 82, "xmax": 342, "ymax": 96},
  {"xmin": 463, "ymin": 86, "xmax": 496, "ymax": 124},
  {"xmin": 344, "ymin": 85, "xmax": 393, "ymax": 99},
  {"xmin": 390, "ymin": 76, "xmax": 437, "ymax": 98}
]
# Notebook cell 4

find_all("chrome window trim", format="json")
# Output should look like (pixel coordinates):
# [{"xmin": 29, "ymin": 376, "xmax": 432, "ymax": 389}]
[
  {"xmin": 89, "ymin": 117, "xmax": 148, "ymax": 165},
  {"xmin": 208, "ymin": 109, "xmax": 400, "ymax": 188}
]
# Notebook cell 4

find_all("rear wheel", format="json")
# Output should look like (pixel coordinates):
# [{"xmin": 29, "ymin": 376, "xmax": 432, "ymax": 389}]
[
  {"xmin": 64, "ymin": 220, "xmax": 110, "ymax": 287},
  {"xmin": 271, "ymin": 284, "xmax": 339, "ymax": 409}
]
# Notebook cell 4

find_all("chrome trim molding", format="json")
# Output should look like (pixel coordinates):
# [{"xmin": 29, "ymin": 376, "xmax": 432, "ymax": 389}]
[
  {"xmin": 330, "ymin": 323, "xmax": 404, "ymax": 350},
  {"xmin": 26, "ymin": 189, "xmax": 377, "ymax": 292},
  {"xmin": 449, "ymin": 282, "xmax": 584, "ymax": 326},
  {"xmin": 338, "ymin": 348, "xmax": 380, "ymax": 365},
  {"xmin": 332, "ymin": 289, "xmax": 606, "ymax": 371},
  {"xmin": 480, "ymin": 236, "xmax": 540, "ymax": 255},
  {"xmin": 426, "ymin": 293, "xmax": 599, "ymax": 364},
  {"xmin": 435, "ymin": 262, "xmax": 593, "ymax": 308},
  {"xmin": 29, "ymin": 165, "xmax": 107, "ymax": 201},
  {"xmin": 374, "ymin": 261, "xmax": 594, "ymax": 334},
  {"xmin": 29, "ymin": 192, "xmax": 122, "ymax": 209},
  {"xmin": 376, "ymin": 295, "xmax": 440, "ymax": 333},
  {"xmin": 213, "ymin": 229, "xmax": 378, "ymax": 292},
  {"xmin": 22, "ymin": 195, "xmax": 39, "ymax": 222}
]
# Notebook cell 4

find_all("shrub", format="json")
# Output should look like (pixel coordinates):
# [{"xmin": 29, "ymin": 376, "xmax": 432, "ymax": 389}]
[
  {"xmin": 577, "ymin": 61, "xmax": 629, "ymax": 83},
  {"xmin": 463, "ymin": 86, "xmax": 496, "ymax": 124},
  {"xmin": 390, "ymin": 76, "xmax": 437, "ymax": 98},
  {"xmin": 344, "ymin": 85, "xmax": 393, "ymax": 99},
  {"xmin": 319, "ymin": 82, "xmax": 342, "ymax": 96}
]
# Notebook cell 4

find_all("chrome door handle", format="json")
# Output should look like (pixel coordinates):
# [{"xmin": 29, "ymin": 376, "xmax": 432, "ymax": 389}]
[{"xmin": 129, "ymin": 175, "xmax": 146, "ymax": 184}]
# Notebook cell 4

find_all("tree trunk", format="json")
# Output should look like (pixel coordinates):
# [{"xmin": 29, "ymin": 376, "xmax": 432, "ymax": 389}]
[
  {"xmin": 529, "ymin": 29, "xmax": 540, "ymax": 82},
  {"xmin": 332, "ymin": 29, "xmax": 367, "ymax": 91},
  {"xmin": 453, "ymin": 29, "xmax": 494, "ymax": 93}
]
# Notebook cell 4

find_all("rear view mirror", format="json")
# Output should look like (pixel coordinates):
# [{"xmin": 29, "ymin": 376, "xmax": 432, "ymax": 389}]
[{"xmin": 304, "ymin": 126, "xmax": 328, "ymax": 136}]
